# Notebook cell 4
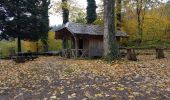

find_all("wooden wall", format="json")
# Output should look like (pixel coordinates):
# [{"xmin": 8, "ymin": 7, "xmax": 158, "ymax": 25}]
[
  {"xmin": 75, "ymin": 35, "xmax": 103, "ymax": 57},
  {"xmin": 88, "ymin": 36, "xmax": 103, "ymax": 57}
]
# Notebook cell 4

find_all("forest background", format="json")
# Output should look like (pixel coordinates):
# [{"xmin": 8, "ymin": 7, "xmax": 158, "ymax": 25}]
[{"xmin": 0, "ymin": 0, "xmax": 169, "ymax": 57}]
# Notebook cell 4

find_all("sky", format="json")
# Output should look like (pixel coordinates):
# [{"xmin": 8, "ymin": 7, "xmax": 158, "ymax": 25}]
[
  {"xmin": 49, "ymin": 0, "xmax": 169, "ymax": 26},
  {"xmin": 49, "ymin": 0, "xmax": 101, "ymax": 26}
]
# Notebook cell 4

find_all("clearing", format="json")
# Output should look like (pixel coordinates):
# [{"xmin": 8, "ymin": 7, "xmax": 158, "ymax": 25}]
[{"xmin": 0, "ymin": 54, "xmax": 170, "ymax": 100}]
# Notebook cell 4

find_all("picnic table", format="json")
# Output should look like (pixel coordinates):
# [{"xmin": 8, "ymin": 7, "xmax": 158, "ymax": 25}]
[{"xmin": 11, "ymin": 52, "xmax": 38, "ymax": 63}]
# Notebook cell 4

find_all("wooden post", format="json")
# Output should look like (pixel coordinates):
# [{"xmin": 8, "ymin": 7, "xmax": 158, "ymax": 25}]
[
  {"xmin": 74, "ymin": 37, "xmax": 78, "ymax": 58},
  {"xmin": 36, "ymin": 42, "xmax": 39, "ymax": 53},
  {"xmin": 127, "ymin": 48, "xmax": 137, "ymax": 61},
  {"xmin": 156, "ymin": 48, "xmax": 165, "ymax": 59},
  {"xmin": 62, "ymin": 37, "xmax": 65, "ymax": 49},
  {"xmin": 62, "ymin": 37, "xmax": 66, "ymax": 57}
]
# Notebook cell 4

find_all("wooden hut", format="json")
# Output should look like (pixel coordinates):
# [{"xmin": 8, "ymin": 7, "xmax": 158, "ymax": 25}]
[{"xmin": 55, "ymin": 22, "xmax": 128, "ymax": 58}]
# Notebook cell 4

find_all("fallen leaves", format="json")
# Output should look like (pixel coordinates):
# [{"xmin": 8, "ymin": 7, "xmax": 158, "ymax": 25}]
[
  {"xmin": 95, "ymin": 93, "xmax": 103, "ymax": 97},
  {"xmin": 50, "ymin": 95, "xmax": 56, "ymax": 99},
  {"xmin": 84, "ymin": 91, "xmax": 94, "ymax": 99},
  {"xmin": 0, "ymin": 53, "xmax": 169, "ymax": 99},
  {"xmin": 116, "ymin": 87, "xmax": 125, "ymax": 91}
]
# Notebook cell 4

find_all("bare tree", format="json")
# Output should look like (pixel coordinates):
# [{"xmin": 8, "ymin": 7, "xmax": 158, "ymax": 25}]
[{"xmin": 134, "ymin": 0, "xmax": 161, "ymax": 42}]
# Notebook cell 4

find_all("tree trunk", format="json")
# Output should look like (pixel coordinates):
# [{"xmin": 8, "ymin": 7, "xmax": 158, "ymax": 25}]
[
  {"xmin": 137, "ymin": 14, "xmax": 142, "ymax": 39},
  {"xmin": 17, "ymin": 37, "xmax": 21, "ymax": 52},
  {"xmin": 41, "ymin": 38, "xmax": 48, "ymax": 52},
  {"xmin": 103, "ymin": 0, "xmax": 120, "ymax": 60},
  {"xmin": 62, "ymin": 0, "xmax": 69, "ymax": 24},
  {"xmin": 156, "ymin": 48, "xmax": 165, "ymax": 59},
  {"xmin": 136, "ymin": 0, "xmax": 144, "ymax": 42},
  {"xmin": 127, "ymin": 48, "xmax": 137, "ymax": 61},
  {"xmin": 44, "ymin": 43, "xmax": 48, "ymax": 52}
]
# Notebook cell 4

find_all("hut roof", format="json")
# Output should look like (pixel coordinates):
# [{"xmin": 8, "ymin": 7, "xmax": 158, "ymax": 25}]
[{"xmin": 54, "ymin": 22, "xmax": 128, "ymax": 37}]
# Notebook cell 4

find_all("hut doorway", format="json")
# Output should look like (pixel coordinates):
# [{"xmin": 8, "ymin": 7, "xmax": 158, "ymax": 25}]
[{"xmin": 79, "ymin": 39, "xmax": 83, "ymax": 49}]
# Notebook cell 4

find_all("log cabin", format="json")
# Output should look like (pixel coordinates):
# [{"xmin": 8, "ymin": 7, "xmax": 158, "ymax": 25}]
[{"xmin": 55, "ymin": 22, "xmax": 128, "ymax": 58}]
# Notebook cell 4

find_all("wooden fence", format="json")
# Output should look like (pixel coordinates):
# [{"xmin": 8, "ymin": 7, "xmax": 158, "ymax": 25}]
[
  {"xmin": 62, "ymin": 49, "xmax": 89, "ymax": 58},
  {"xmin": 120, "ymin": 47, "xmax": 170, "ymax": 61}
]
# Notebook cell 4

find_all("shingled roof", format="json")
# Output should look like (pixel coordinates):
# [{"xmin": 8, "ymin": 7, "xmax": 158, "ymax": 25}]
[{"xmin": 55, "ymin": 22, "xmax": 128, "ymax": 37}]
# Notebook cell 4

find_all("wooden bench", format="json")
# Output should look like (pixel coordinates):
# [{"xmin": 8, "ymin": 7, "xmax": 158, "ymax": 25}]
[
  {"xmin": 124, "ymin": 47, "xmax": 166, "ymax": 60},
  {"xmin": 11, "ymin": 52, "xmax": 38, "ymax": 63},
  {"xmin": 12, "ymin": 56, "xmax": 26, "ymax": 63}
]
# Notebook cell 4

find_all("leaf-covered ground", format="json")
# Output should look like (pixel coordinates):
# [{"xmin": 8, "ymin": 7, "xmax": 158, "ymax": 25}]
[{"xmin": 0, "ymin": 54, "xmax": 170, "ymax": 100}]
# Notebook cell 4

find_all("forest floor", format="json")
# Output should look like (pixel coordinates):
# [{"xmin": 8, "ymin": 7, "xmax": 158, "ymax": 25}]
[{"xmin": 0, "ymin": 53, "xmax": 170, "ymax": 100}]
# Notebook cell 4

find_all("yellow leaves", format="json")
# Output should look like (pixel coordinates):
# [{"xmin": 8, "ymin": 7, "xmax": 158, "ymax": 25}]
[
  {"xmin": 111, "ymin": 82, "xmax": 117, "ymax": 84},
  {"xmin": 115, "ymin": 87, "xmax": 125, "ymax": 91},
  {"xmin": 84, "ymin": 91, "xmax": 94, "ymax": 99},
  {"xmin": 61, "ymin": 1, "xmax": 70, "ymax": 9},
  {"xmin": 132, "ymin": 92, "xmax": 140, "ymax": 96},
  {"xmin": 128, "ymin": 95, "xmax": 135, "ymax": 99},
  {"xmin": 22, "ymin": 41, "xmax": 37, "ymax": 52},
  {"xmin": 48, "ymin": 31, "xmax": 62, "ymax": 51},
  {"xmin": 0, "ymin": 55, "xmax": 170, "ymax": 99},
  {"xmin": 45, "ymin": 76, "xmax": 52, "ymax": 83},
  {"xmin": 60, "ymin": 90, "xmax": 65, "ymax": 94},
  {"xmin": 110, "ymin": 87, "xmax": 116, "ymax": 91},
  {"xmin": 50, "ymin": 95, "xmax": 57, "ymax": 99},
  {"xmin": 113, "ymin": 64, "xmax": 119, "ymax": 67},
  {"xmin": 151, "ymin": 97, "xmax": 159, "ymax": 100},
  {"xmin": 112, "ymin": 95, "xmax": 117, "ymax": 99},
  {"xmin": 52, "ymin": 91, "xmax": 57, "ymax": 96},
  {"xmin": 43, "ymin": 97, "xmax": 48, "ymax": 100},
  {"xmin": 68, "ymin": 93, "xmax": 76, "ymax": 98},
  {"xmin": 95, "ymin": 93, "xmax": 103, "ymax": 97},
  {"xmin": 84, "ymin": 84, "xmax": 90, "ymax": 88},
  {"xmin": 0, "ymin": 55, "xmax": 168, "ymax": 90},
  {"xmin": 146, "ymin": 90, "xmax": 151, "ymax": 94},
  {"xmin": 123, "ymin": 4, "xmax": 169, "ymax": 41}
]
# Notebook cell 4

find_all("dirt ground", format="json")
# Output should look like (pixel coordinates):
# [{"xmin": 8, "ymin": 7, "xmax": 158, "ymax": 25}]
[{"xmin": 0, "ymin": 53, "xmax": 170, "ymax": 100}]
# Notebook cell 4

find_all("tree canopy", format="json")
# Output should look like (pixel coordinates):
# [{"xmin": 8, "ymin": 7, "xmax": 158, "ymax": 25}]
[
  {"xmin": 86, "ymin": 0, "xmax": 97, "ymax": 24},
  {"xmin": 0, "ymin": 0, "xmax": 50, "ymax": 51},
  {"xmin": 50, "ymin": 0, "xmax": 86, "ymax": 24},
  {"xmin": 62, "ymin": 0, "xmax": 69, "ymax": 24},
  {"xmin": 0, "ymin": 0, "xmax": 49, "ymax": 40}
]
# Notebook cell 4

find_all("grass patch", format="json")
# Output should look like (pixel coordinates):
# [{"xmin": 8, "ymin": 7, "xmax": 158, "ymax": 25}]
[{"xmin": 0, "ymin": 41, "xmax": 16, "ymax": 58}]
